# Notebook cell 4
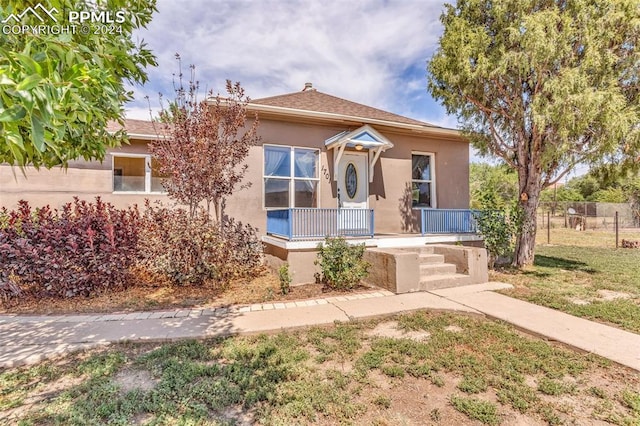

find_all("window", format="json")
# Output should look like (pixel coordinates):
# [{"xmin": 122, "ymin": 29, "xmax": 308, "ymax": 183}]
[
  {"xmin": 411, "ymin": 153, "xmax": 435, "ymax": 208},
  {"xmin": 112, "ymin": 154, "xmax": 166, "ymax": 193},
  {"xmin": 264, "ymin": 145, "xmax": 319, "ymax": 208}
]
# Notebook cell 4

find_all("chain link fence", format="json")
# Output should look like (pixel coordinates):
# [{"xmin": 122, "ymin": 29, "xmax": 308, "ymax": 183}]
[{"xmin": 538, "ymin": 202, "xmax": 640, "ymax": 230}]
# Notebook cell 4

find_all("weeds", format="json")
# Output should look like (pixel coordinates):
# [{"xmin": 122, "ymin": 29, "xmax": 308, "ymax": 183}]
[
  {"xmin": 277, "ymin": 263, "xmax": 291, "ymax": 295},
  {"xmin": 537, "ymin": 377, "xmax": 576, "ymax": 396},
  {"xmin": 450, "ymin": 395, "xmax": 500, "ymax": 425},
  {"xmin": 495, "ymin": 244, "xmax": 640, "ymax": 333},
  {"xmin": 2, "ymin": 312, "xmax": 638, "ymax": 425}
]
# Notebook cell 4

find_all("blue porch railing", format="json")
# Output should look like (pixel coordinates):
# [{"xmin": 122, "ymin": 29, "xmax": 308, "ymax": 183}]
[
  {"xmin": 266, "ymin": 208, "xmax": 375, "ymax": 240},
  {"xmin": 419, "ymin": 208, "xmax": 479, "ymax": 235}
]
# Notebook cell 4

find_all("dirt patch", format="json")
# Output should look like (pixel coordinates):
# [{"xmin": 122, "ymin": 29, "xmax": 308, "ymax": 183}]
[
  {"xmin": 314, "ymin": 359, "xmax": 355, "ymax": 374},
  {"xmin": 367, "ymin": 321, "xmax": 431, "ymax": 342},
  {"xmin": 445, "ymin": 325, "xmax": 464, "ymax": 333},
  {"xmin": 569, "ymin": 298, "xmax": 591, "ymax": 305},
  {"xmin": 0, "ymin": 270, "xmax": 380, "ymax": 315},
  {"xmin": 114, "ymin": 369, "xmax": 158, "ymax": 393},
  {"xmin": 354, "ymin": 374, "xmax": 494, "ymax": 426},
  {"xmin": 131, "ymin": 413, "xmax": 154, "ymax": 425},
  {"xmin": 569, "ymin": 290, "xmax": 633, "ymax": 306},
  {"xmin": 367, "ymin": 370, "xmax": 394, "ymax": 390},
  {"xmin": 596, "ymin": 290, "xmax": 632, "ymax": 301},
  {"xmin": 0, "ymin": 374, "xmax": 85, "ymax": 422},
  {"xmin": 221, "ymin": 405, "xmax": 255, "ymax": 425},
  {"xmin": 352, "ymin": 368, "xmax": 639, "ymax": 426}
]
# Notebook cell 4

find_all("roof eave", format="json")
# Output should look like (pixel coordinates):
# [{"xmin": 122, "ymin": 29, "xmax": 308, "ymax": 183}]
[
  {"xmin": 107, "ymin": 129, "xmax": 163, "ymax": 140},
  {"xmin": 122, "ymin": 132, "xmax": 161, "ymax": 141},
  {"xmin": 246, "ymin": 103, "xmax": 464, "ymax": 141}
]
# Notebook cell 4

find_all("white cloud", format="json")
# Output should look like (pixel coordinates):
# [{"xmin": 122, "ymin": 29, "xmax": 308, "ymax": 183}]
[
  {"xmin": 128, "ymin": 0, "xmax": 449, "ymax": 121},
  {"xmin": 124, "ymin": 105, "xmax": 159, "ymax": 121}
]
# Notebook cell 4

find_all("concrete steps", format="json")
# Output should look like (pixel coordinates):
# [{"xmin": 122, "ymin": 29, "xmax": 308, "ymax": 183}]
[
  {"xmin": 363, "ymin": 244, "xmax": 488, "ymax": 294},
  {"xmin": 419, "ymin": 253, "xmax": 445, "ymax": 264},
  {"xmin": 417, "ymin": 247, "xmax": 468, "ymax": 291},
  {"xmin": 419, "ymin": 273, "xmax": 471, "ymax": 290},
  {"xmin": 419, "ymin": 263, "xmax": 457, "ymax": 275}
]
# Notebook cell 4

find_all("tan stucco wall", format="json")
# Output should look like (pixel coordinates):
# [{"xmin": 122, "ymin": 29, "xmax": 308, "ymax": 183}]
[
  {"xmin": 223, "ymin": 118, "xmax": 470, "ymax": 235},
  {"xmin": 0, "ymin": 119, "xmax": 470, "ymax": 237},
  {"xmin": 263, "ymin": 243, "xmax": 321, "ymax": 285},
  {"xmin": 0, "ymin": 141, "xmax": 168, "ymax": 210}
]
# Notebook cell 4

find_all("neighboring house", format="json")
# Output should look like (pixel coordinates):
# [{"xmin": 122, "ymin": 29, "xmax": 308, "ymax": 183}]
[{"xmin": 0, "ymin": 83, "xmax": 485, "ymax": 286}]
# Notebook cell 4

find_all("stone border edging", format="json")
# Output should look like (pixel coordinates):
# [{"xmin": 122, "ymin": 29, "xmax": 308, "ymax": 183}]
[{"xmin": 0, "ymin": 290, "xmax": 396, "ymax": 324}]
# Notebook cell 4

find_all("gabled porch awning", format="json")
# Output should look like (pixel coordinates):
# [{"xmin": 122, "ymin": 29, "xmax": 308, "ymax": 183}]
[{"xmin": 325, "ymin": 124, "xmax": 394, "ymax": 183}]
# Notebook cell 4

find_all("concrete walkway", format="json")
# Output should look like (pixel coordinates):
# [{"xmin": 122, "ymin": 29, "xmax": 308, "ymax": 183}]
[{"xmin": 1, "ymin": 283, "xmax": 639, "ymax": 372}]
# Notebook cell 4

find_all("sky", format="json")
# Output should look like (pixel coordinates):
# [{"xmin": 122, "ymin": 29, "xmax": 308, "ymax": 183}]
[
  {"xmin": 125, "ymin": 0, "xmax": 587, "ymax": 178},
  {"xmin": 125, "ymin": 0, "xmax": 454, "ymax": 127}
]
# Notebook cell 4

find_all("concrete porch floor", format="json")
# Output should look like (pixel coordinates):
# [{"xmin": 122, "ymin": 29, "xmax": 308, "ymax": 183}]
[{"xmin": 262, "ymin": 232, "xmax": 483, "ymax": 250}]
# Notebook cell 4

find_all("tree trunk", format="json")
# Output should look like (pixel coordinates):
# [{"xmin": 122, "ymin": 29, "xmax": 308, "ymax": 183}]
[
  {"xmin": 213, "ymin": 199, "xmax": 221, "ymax": 223},
  {"xmin": 513, "ymin": 171, "xmax": 542, "ymax": 267},
  {"xmin": 213, "ymin": 198, "xmax": 225, "ymax": 237}
]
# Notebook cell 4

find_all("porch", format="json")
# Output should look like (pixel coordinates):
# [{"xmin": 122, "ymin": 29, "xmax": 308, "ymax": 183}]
[{"xmin": 266, "ymin": 207, "xmax": 480, "ymax": 241}]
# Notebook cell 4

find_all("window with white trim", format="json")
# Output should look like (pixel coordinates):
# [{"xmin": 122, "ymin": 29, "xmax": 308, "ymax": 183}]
[
  {"xmin": 411, "ymin": 153, "xmax": 435, "ymax": 208},
  {"xmin": 263, "ymin": 145, "xmax": 319, "ymax": 208},
  {"xmin": 112, "ymin": 154, "xmax": 166, "ymax": 193}
]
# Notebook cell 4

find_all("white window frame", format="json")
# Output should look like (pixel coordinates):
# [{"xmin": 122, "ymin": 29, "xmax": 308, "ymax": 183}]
[
  {"xmin": 263, "ymin": 144, "xmax": 320, "ymax": 209},
  {"xmin": 411, "ymin": 151, "xmax": 437, "ymax": 209},
  {"xmin": 111, "ymin": 153, "xmax": 166, "ymax": 194}
]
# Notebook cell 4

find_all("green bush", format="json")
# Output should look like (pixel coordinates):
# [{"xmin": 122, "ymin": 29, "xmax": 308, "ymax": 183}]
[
  {"xmin": 137, "ymin": 202, "xmax": 262, "ymax": 286},
  {"xmin": 473, "ymin": 206, "xmax": 521, "ymax": 268},
  {"xmin": 278, "ymin": 263, "xmax": 292, "ymax": 295},
  {"xmin": 314, "ymin": 237, "xmax": 369, "ymax": 290}
]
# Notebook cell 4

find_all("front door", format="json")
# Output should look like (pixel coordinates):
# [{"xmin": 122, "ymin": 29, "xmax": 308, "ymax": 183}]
[
  {"xmin": 337, "ymin": 152, "xmax": 369, "ymax": 233},
  {"xmin": 337, "ymin": 152, "xmax": 368, "ymax": 209}
]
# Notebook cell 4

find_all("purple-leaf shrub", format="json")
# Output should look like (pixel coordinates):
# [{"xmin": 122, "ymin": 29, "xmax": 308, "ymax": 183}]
[{"xmin": 0, "ymin": 198, "xmax": 141, "ymax": 300}]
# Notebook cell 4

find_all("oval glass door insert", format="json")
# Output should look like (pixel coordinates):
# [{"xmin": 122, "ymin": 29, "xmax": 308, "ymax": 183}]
[{"xmin": 345, "ymin": 163, "xmax": 358, "ymax": 199}]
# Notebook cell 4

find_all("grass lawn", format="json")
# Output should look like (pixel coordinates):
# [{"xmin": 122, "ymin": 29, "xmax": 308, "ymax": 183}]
[
  {"xmin": 2, "ymin": 312, "xmax": 639, "ymax": 425},
  {"xmin": 537, "ymin": 227, "xmax": 640, "ymax": 248},
  {"xmin": 492, "ymin": 228, "xmax": 640, "ymax": 333}
]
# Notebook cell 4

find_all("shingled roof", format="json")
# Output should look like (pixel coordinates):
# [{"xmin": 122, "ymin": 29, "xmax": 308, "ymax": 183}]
[
  {"xmin": 106, "ymin": 118, "xmax": 158, "ymax": 136},
  {"xmin": 110, "ymin": 86, "xmax": 456, "ymax": 139},
  {"xmin": 250, "ymin": 85, "xmax": 435, "ymax": 127}
]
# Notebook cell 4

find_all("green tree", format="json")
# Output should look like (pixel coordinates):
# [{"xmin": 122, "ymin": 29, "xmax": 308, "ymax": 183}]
[
  {"xmin": 539, "ymin": 185, "xmax": 584, "ymax": 202},
  {"xmin": 470, "ymin": 163, "xmax": 520, "ymax": 266},
  {"xmin": 0, "ymin": 0, "xmax": 157, "ymax": 168},
  {"xmin": 428, "ymin": 0, "xmax": 639, "ymax": 267},
  {"xmin": 572, "ymin": 175, "xmax": 602, "ymax": 200},
  {"xmin": 589, "ymin": 164, "xmax": 640, "ymax": 203},
  {"xmin": 589, "ymin": 187, "xmax": 627, "ymax": 203},
  {"xmin": 469, "ymin": 163, "xmax": 518, "ymax": 209}
]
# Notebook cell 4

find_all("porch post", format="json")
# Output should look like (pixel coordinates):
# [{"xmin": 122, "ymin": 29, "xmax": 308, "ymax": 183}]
[
  {"xmin": 288, "ymin": 208, "xmax": 293, "ymax": 240},
  {"xmin": 370, "ymin": 209, "xmax": 375, "ymax": 237}
]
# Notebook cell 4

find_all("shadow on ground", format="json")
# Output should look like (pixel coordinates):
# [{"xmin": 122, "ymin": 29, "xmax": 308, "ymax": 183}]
[
  {"xmin": 533, "ymin": 255, "xmax": 596, "ymax": 273},
  {"xmin": 0, "ymin": 308, "xmax": 242, "ymax": 368}
]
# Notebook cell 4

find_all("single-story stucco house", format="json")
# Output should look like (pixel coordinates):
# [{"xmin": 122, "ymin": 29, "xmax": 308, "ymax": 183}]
[{"xmin": 0, "ymin": 83, "xmax": 487, "ymax": 289}]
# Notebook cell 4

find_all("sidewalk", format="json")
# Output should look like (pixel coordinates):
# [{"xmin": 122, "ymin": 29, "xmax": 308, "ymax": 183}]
[{"xmin": 1, "ymin": 283, "xmax": 639, "ymax": 372}]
